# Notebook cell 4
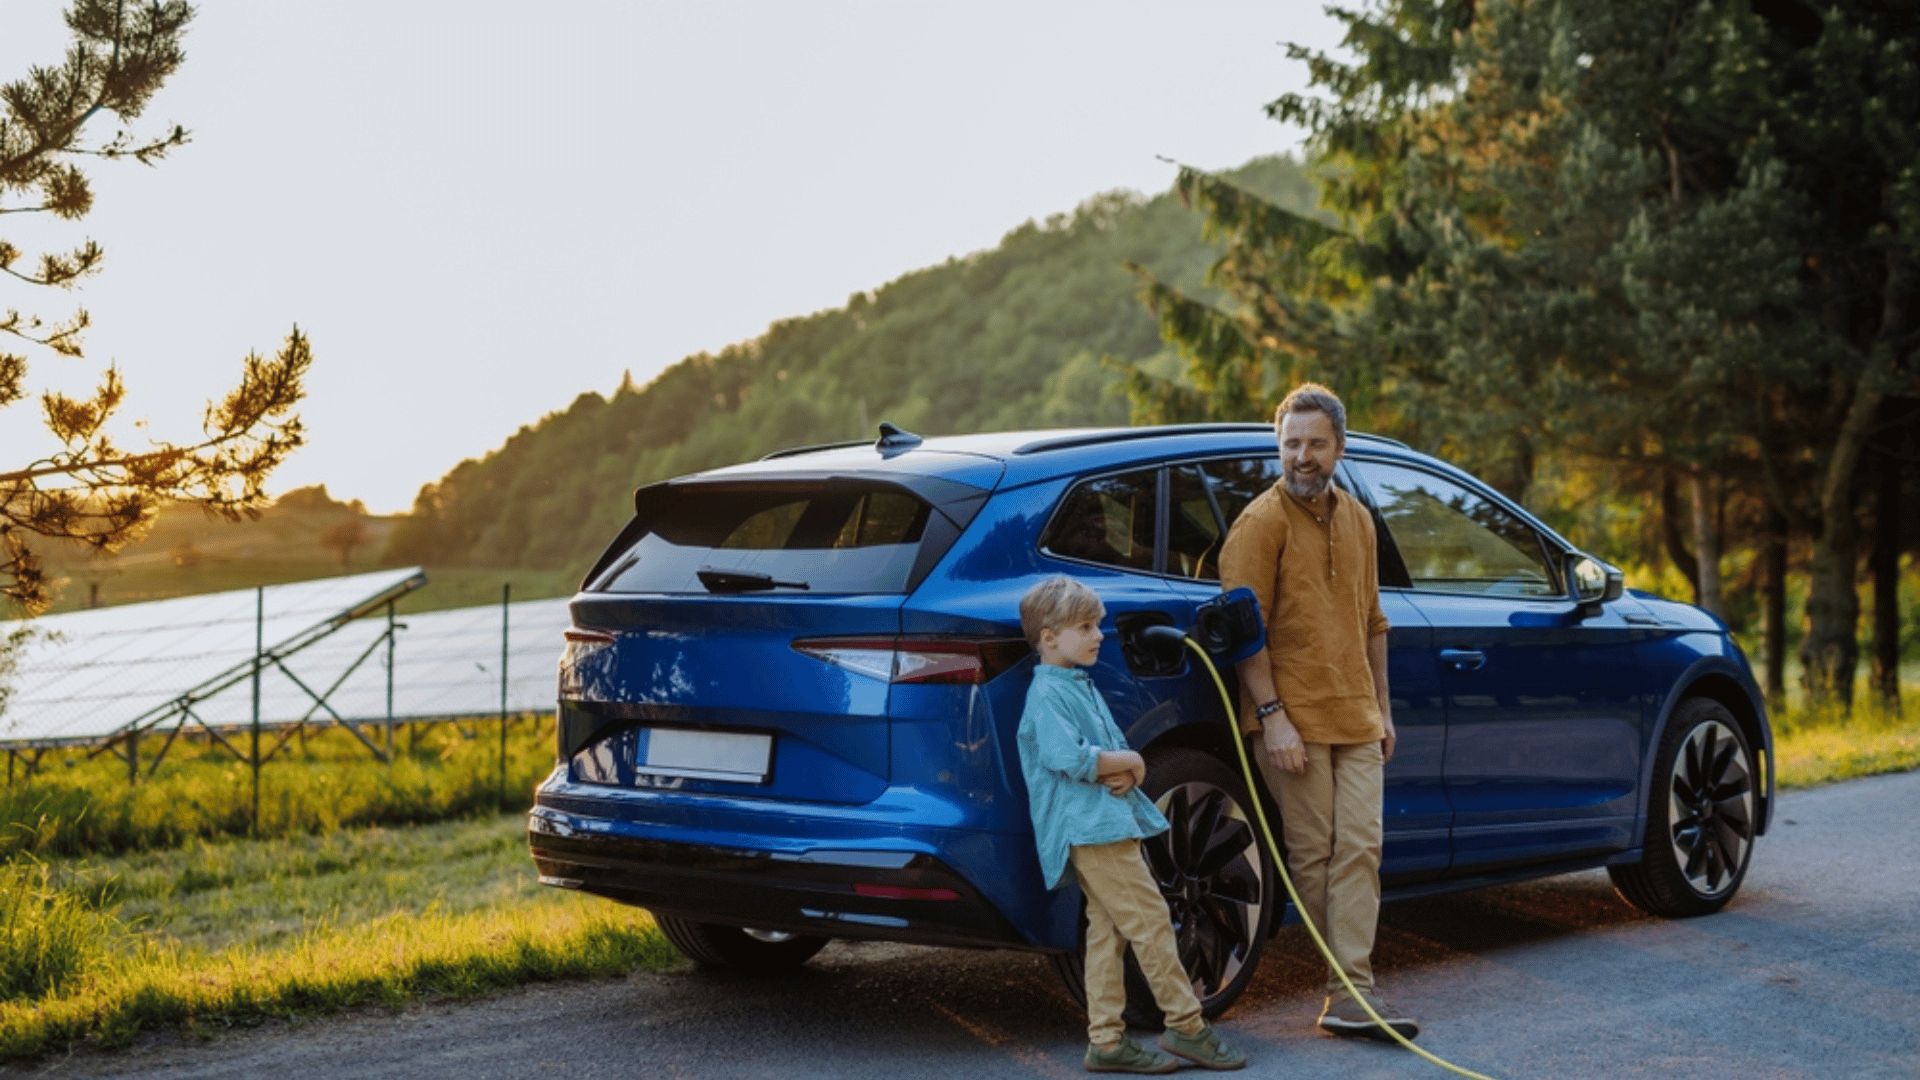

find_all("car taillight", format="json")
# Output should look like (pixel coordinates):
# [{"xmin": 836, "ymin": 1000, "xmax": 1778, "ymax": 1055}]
[
  {"xmin": 792, "ymin": 636, "xmax": 1030, "ymax": 685},
  {"xmin": 559, "ymin": 628, "xmax": 618, "ymax": 694}
]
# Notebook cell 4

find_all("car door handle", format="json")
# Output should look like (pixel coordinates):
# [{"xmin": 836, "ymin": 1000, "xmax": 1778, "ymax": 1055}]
[{"xmin": 1439, "ymin": 648, "xmax": 1487, "ymax": 671}]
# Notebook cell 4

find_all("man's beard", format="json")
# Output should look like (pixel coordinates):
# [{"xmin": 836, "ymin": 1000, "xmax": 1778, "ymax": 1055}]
[{"xmin": 1285, "ymin": 467, "xmax": 1331, "ymax": 499}]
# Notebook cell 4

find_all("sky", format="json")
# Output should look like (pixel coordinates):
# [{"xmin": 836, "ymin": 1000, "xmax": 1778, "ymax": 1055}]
[{"xmin": 0, "ymin": 1, "xmax": 1347, "ymax": 514}]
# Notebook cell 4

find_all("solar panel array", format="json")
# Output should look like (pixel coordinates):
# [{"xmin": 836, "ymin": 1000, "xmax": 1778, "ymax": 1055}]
[
  {"xmin": 253, "ymin": 596, "xmax": 573, "ymax": 727},
  {"xmin": 0, "ymin": 569, "xmax": 574, "ymax": 749}
]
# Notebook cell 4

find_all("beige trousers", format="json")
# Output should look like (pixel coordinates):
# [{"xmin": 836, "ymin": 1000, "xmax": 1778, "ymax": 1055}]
[
  {"xmin": 1070, "ymin": 838, "xmax": 1205, "ymax": 1044},
  {"xmin": 1255, "ymin": 739, "xmax": 1384, "ymax": 996}
]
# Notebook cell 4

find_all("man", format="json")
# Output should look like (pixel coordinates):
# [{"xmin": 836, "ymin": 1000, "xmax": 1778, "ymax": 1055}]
[{"xmin": 1217, "ymin": 382, "xmax": 1419, "ymax": 1041}]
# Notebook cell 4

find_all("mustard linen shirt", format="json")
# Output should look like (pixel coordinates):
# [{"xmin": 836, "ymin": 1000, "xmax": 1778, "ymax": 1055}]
[{"xmin": 1217, "ymin": 481, "xmax": 1391, "ymax": 745}]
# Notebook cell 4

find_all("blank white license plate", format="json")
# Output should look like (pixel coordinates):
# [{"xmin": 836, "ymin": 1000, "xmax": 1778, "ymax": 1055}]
[{"xmin": 637, "ymin": 728, "xmax": 773, "ymax": 783}]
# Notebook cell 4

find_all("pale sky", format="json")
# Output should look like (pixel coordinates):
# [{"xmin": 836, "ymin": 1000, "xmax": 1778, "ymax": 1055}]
[{"xmin": 0, "ymin": 1, "xmax": 1346, "ymax": 514}]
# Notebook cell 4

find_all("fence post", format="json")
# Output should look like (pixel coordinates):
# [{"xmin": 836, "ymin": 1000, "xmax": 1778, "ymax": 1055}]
[
  {"xmin": 386, "ymin": 599, "xmax": 397, "ymax": 760},
  {"xmin": 251, "ymin": 586, "xmax": 264, "ymax": 834},
  {"xmin": 500, "ymin": 581, "xmax": 510, "ymax": 807}
]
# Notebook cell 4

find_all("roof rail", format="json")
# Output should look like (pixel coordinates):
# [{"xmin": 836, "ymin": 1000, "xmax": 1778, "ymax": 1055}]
[
  {"xmin": 760, "ymin": 438, "xmax": 869, "ymax": 461},
  {"xmin": 1352, "ymin": 431, "xmax": 1408, "ymax": 449},
  {"xmin": 763, "ymin": 423, "xmax": 1409, "ymax": 461},
  {"xmin": 1013, "ymin": 423, "xmax": 1407, "ymax": 456},
  {"xmin": 1013, "ymin": 424, "xmax": 1266, "ymax": 456}
]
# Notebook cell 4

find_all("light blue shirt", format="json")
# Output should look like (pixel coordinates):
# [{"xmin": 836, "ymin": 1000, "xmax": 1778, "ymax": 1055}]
[{"xmin": 1016, "ymin": 663, "xmax": 1170, "ymax": 890}]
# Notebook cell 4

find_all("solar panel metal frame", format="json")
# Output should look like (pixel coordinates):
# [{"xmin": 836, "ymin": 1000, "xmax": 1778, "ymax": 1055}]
[
  {"xmin": 0, "ymin": 568, "xmax": 428, "ymax": 751},
  {"xmin": 237, "ymin": 597, "xmax": 573, "ymax": 726},
  {"xmin": 0, "ymin": 569, "xmax": 584, "ymax": 808}
]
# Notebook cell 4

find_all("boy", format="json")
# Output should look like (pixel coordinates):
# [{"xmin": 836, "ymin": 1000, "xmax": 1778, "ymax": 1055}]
[{"xmin": 1016, "ymin": 575, "xmax": 1248, "ymax": 1074}]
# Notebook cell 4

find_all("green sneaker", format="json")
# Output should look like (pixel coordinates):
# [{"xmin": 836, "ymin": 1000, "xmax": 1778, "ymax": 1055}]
[
  {"xmin": 1084, "ymin": 1037, "xmax": 1178, "ymax": 1074},
  {"xmin": 1159, "ymin": 1024, "xmax": 1247, "ymax": 1071}
]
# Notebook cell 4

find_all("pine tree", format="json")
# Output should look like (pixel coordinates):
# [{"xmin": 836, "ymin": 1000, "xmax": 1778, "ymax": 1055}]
[
  {"xmin": 0, "ymin": 0, "xmax": 308, "ymax": 612},
  {"xmin": 1132, "ymin": 0, "xmax": 1920, "ymax": 708}
]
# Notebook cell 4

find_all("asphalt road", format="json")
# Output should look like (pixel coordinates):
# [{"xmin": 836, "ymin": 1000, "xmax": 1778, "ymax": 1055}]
[{"xmin": 17, "ymin": 770, "xmax": 1920, "ymax": 1080}]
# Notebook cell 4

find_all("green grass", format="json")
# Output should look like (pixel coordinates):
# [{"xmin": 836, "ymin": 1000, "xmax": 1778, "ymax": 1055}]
[
  {"xmin": 45, "ymin": 557, "xmax": 578, "ymax": 618},
  {"xmin": 387, "ymin": 566, "xmax": 579, "ymax": 616},
  {"xmin": 38, "ymin": 503, "xmax": 400, "ymax": 615},
  {"xmin": 2, "ymin": 720, "xmax": 557, "ymax": 861},
  {"xmin": 0, "ymin": 861, "xmax": 113, "ymax": 1003},
  {"xmin": 1770, "ymin": 693, "xmax": 1920, "ymax": 789},
  {"xmin": 85, "ymin": 815, "xmax": 542, "ymax": 954},
  {"xmin": 0, "ymin": 721, "xmax": 682, "ymax": 1062},
  {"xmin": 0, "ymin": 812, "xmax": 679, "ymax": 1062}
]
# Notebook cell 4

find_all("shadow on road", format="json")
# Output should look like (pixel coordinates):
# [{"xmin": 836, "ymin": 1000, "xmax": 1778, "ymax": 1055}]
[
  {"xmin": 1231, "ymin": 867, "xmax": 1650, "ymax": 1009},
  {"xmin": 640, "ymin": 869, "xmax": 1649, "ymax": 1055}
]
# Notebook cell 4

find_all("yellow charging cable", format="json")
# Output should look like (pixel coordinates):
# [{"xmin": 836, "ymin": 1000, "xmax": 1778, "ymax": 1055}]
[{"xmin": 1183, "ymin": 635, "xmax": 1504, "ymax": 1080}]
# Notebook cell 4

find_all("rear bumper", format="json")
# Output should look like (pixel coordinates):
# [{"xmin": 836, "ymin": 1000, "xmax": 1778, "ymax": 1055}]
[{"xmin": 527, "ymin": 800, "xmax": 1040, "ymax": 951}]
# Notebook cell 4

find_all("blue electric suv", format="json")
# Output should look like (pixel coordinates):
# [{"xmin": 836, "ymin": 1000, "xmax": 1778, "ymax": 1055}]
[{"xmin": 528, "ymin": 422, "xmax": 1772, "ymax": 1016}]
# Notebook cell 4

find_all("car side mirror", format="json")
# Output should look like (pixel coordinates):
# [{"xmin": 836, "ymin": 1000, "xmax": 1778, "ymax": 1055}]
[{"xmin": 1568, "ymin": 554, "xmax": 1624, "ymax": 613}]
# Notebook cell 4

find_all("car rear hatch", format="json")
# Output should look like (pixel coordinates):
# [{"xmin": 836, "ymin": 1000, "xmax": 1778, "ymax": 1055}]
[{"xmin": 558, "ymin": 463, "xmax": 1000, "ymax": 806}]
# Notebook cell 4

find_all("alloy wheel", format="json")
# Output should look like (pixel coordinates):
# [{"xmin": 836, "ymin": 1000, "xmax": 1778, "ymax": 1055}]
[
  {"xmin": 1143, "ymin": 778, "xmax": 1268, "ymax": 998},
  {"xmin": 1666, "ymin": 718, "xmax": 1755, "ymax": 898}
]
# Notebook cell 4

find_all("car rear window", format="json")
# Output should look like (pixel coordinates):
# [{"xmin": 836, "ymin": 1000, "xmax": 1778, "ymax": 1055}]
[{"xmin": 589, "ymin": 482, "xmax": 936, "ymax": 595}]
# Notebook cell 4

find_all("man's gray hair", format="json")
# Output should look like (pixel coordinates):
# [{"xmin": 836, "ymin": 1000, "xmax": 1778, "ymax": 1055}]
[{"xmin": 1276, "ymin": 382, "xmax": 1347, "ymax": 444}]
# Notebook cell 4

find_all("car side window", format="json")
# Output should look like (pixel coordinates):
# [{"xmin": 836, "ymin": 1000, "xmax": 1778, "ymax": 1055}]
[
  {"xmin": 1166, "ymin": 466, "xmax": 1222, "ymax": 581},
  {"xmin": 1199, "ymin": 456, "xmax": 1281, "ymax": 533},
  {"xmin": 1041, "ymin": 469, "xmax": 1158, "ymax": 572},
  {"xmin": 1352, "ymin": 460, "xmax": 1563, "ymax": 598}
]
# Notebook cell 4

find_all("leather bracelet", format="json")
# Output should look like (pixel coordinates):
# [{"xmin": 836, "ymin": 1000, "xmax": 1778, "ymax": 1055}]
[{"xmin": 1255, "ymin": 699, "xmax": 1284, "ymax": 720}]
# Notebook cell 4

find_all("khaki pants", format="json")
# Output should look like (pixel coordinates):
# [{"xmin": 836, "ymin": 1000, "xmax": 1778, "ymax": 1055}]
[
  {"xmin": 1070, "ymin": 838, "xmax": 1204, "ymax": 1045},
  {"xmin": 1255, "ymin": 739, "xmax": 1383, "ymax": 996}
]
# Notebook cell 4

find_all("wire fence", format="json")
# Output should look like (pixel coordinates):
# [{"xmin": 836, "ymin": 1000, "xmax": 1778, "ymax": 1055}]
[{"xmin": 0, "ymin": 570, "xmax": 573, "ymax": 824}]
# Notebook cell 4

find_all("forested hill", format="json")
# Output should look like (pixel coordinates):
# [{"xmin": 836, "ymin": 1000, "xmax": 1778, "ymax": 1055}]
[{"xmin": 382, "ymin": 156, "xmax": 1317, "ymax": 576}]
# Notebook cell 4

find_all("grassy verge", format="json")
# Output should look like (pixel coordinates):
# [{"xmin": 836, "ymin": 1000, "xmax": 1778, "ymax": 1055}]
[
  {"xmin": 0, "ymin": 812, "xmax": 678, "ymax": 1062},
  {"xmin": 1770, "ymin": 694, "xmax": 1920, "ymax": 789},
  {"xmin": 2, "ymin": 720, "xmax": 556, "ymax": 860},
  {"xmin": 0, "ymin": 863, "xmax": 112, "ymax": 1003}
]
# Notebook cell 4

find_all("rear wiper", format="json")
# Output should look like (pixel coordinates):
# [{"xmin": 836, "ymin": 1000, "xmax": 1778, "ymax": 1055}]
[
  {"xmin": 591, "ymin": 553, "xmax": 639, "ymax": 590},
  {"xmin": 697, "ymin": 567, "xmax": 811, "ymax": 593}
]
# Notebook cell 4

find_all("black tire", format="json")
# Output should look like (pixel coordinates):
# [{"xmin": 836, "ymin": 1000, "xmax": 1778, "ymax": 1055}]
[
  {"xmin": 1050, "ymin": 746, "xmax": 1276, "ymax": 1024},
  {"xmin": 653, "ymin": 914, "xmax": 830, "ymax": 973},
  {"xmin": 1609, "ymin": 697, "xmax": 1758, "ymax": 917}
]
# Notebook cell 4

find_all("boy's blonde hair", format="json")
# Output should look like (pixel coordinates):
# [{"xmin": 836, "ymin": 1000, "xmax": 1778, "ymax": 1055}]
[{"xmin": 1019, "ymin": 574, "xmax": 1104, "ymax": 647}]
